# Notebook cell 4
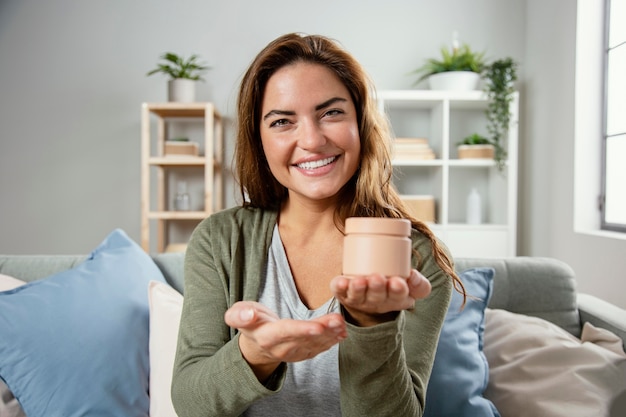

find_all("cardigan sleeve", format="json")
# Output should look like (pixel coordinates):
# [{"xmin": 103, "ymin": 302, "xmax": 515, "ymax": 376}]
[
  {"xmin": 337, "ymin": 231, "xmax": 453, "ymax": 417},
  {"xmin": 170, "ymin": 209, "xmax": 283, "ymax": 417}
]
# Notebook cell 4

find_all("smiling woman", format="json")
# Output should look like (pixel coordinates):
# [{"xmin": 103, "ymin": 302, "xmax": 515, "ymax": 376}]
[{"xmin": 170, "ymin": 32, "xmax": 465, "ymax": 417}]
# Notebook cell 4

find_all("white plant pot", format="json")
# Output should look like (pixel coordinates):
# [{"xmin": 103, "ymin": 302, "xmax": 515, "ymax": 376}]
[
  {"xmin": 428, "ymin": 71, "xmax": 480, "ymax": 91},
  {"xmin": 167, "ymin": 79, "xmax": 196, "ymax": 102}
]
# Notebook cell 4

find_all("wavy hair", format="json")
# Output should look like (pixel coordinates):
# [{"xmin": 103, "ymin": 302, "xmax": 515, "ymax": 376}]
[{"xmin": 234, "ymin": 33, "xmax": 463, "ymax": 297}]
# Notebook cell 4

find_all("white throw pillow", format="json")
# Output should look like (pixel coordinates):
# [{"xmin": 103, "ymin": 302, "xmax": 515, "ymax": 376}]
[
  {"xmin": 0, "ymin": 274, "xmax": 27, "ymax": 417},
  {"xmin": 0, "ymin": 274, "xmax": 25, "ymax": 291},
  {"xmin": 148, "ymin": 281, "xmax": 183, "ymax": 417},
  {"xmin": 483, "ymin": 308, "xmax": 626, "ymax": 417}
]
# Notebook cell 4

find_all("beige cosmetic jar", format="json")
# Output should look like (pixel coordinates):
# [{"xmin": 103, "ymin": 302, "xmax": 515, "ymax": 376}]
[{"xmin": 342, "ymin": 217, "xmax": 412, "ymax": 278}]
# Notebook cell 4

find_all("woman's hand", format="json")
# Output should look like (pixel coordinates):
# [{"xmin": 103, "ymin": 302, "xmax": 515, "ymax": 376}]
[
  {"xmin": 330, "ymin": 269, "xmax": 432, "ymax": 327},
  {"xmin": 224, "ymin": 301, "xmax": 347, "ymax": 382}
]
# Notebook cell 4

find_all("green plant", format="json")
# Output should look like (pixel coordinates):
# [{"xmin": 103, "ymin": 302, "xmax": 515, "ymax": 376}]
[
  {"xmin": 458, "ymin": 133, "xmax": 491, "ymax": 146},
  {"xmin": 146, "ymin": 52, "xmax": 210, "ymax": 81},
  {"xmin": 412, "ymin": 44, "xmax": 486, "ymax": 85},
  {"xmin": 482, "ymin": 57, "xmax": 518, "ymax": 171}
]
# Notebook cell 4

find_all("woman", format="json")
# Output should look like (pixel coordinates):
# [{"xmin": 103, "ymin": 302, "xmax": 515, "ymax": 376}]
[{"xmin": 171, "ymin": 33, "xmax": 463, "ymax": 417}]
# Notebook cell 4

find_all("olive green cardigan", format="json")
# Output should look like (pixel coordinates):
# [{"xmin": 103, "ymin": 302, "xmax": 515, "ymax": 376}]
[{"xmin": 171, "ymin": 206, "xmax": 452, "ymax": 417}]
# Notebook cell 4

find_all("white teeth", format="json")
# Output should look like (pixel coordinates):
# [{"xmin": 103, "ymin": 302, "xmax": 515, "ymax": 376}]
[{"xmin": 296, "ymin": 156, "xmax": 337, "ymax": 170}]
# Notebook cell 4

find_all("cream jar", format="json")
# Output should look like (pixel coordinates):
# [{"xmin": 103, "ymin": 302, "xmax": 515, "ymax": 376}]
[{"xmin": 342, "ymin": 217, "xmax": 412, "ymax": 278}]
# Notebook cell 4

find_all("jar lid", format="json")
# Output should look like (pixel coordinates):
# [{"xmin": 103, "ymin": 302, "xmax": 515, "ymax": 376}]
[{"xmin": 345, "ymin": 217, "xmax": 411, "ymax": 236}]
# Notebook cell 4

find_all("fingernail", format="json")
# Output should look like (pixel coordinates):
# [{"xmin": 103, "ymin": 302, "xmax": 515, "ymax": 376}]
[
  {"xmin": 329, "ymin": 319, "xmax": 342, "ymax": 328},
  {"xmin": 240, "ymin": 308, "xmax": 254, "ymax": 322}
]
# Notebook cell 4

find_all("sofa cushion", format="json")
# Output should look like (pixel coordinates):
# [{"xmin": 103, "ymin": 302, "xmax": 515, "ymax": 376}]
[
  {"xmin": 483, "ymin": 308, "xmax": 626, "ymax": 417},
  {"xmin": 148, "ymin": 281, "xmax": 183, "ymax": 417},
  {"xmin": 424, "ymin": 267, "xmax": 500, "ymax": 417},
  {"xmin": 0, "ymin": 229, "xmax": 166, "ymax": 417},
  {"xmin": 454, "ymin": 257, "xmax": 580, "ymax": 337}
]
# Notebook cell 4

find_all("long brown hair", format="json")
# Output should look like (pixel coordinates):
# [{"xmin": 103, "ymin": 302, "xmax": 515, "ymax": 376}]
[{"xmin": 234, "ymin": 33, "xmax": 464, "ymax": 297}]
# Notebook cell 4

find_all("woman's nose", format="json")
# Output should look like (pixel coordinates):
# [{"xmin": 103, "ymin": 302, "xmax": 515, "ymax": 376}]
[{"xmin": 297, "ymin": 119, "xmax": 327, "ymax": 150}]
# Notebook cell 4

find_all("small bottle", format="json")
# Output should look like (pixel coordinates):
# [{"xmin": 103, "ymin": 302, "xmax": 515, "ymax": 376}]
[
  {"xmin": 174, "ymin": 181, "xmax": 190, "ymax": 211},
  {"xmin": 466, "ymin": 188, "xmax": 482, "ymax": 224},
  {"xmin": 343, "ymin": 217, "xmax": 412, "ymax": 278}
]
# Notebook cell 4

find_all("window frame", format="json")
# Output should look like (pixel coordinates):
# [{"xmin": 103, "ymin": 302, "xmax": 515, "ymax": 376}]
[{"xmin": 600, "ymin": 0, "xmax": 626, "ymax": 233}]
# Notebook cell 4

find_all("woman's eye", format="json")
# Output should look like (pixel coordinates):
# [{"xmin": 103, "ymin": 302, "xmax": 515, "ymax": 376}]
[
  {"xmin": 269, "ymin": 119, "xmax": 289, "ymax": 128},
  {"xmin": 324, "ymin": 109, "xmax": 344, "ymax": 117}
]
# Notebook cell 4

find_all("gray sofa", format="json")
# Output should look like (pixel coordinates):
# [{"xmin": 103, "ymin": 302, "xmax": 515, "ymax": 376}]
[
  {"xmin": 1, "ymin": 253, "xmax": 626, "ymax": 417},
  {"xmin": 0, "ymin": 254, "xmax": 624, "ymax": 345}
]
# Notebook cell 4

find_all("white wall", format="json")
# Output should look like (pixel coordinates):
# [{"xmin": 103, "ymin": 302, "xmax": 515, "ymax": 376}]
[
  {"xmin": 0, "ymin": 0, "xmax": 624, "ymax": 307},
  {"xmin": 524, "ymin": 0, "xmax": 626, "ymax": 309}
]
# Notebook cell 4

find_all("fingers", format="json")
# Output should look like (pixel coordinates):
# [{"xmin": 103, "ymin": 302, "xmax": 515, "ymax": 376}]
[
  {"xmin": 225, "ymin": 302, "xmax": 347, "ymax": 365},
  {"xmin": 224, "ymin": 301, "xmax": 278, "ymax": 329},
  {"xmin": 248, "ymin": 315, "xmax": 346, "ymax": 363},
  {"xmin": 407, "ymin": 269, "xmax": 432, "ymax": 299},
  {"xmin": 330, "ymin": 269, "xmax": 432, "ymax": 316}
]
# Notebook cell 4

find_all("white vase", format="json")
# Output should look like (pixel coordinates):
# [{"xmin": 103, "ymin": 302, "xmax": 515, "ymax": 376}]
[
  {"xmin": 466, "ymin": 188, "xmax": 482, "ymax": 224},
  {"xmin": 428, "ymin": 71, "xmax": 480, "ymax": 91},
  {"xmin": 167, "ymin": 79, "xmax": 196, "ymax": 102}
]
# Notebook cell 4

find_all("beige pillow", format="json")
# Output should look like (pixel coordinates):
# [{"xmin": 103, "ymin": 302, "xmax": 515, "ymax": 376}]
[
  {"xmin": 148, "ymin": 281, "xmax": 183, "ymax": 417},
  {"xmin": 0, "ymin": 274, "xmax": 26, "ymax": 291},
  {"xmin": 483, "ymin": 308, "xmax": 626, "ymax": 417}
]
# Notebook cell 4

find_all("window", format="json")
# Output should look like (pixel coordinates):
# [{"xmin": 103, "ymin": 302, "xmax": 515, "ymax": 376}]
[{"xmin": 602, "ymin": 0, "xmax": 626, "ymax": 232}]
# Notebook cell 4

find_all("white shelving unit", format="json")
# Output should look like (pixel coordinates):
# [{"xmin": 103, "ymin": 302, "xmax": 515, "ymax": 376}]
[
  {"xmin": 140, "ymin": 102, "xmax": 223, "ymax": 253},
  {"xmin": 377, "ymin": 90, "xmax": 519, "ymax": 258}
]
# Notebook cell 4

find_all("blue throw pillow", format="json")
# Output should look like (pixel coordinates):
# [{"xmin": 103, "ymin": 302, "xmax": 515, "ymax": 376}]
[
  {"xmin": 0, "ymin": 229, "xmax": 166, "ymax": 417},
  {"xmin": 424, "ymin": 267, "xmax": 500, "ymax": 417}
]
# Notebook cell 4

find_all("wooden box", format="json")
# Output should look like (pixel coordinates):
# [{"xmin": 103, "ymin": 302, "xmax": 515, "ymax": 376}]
[
  {"xmin": 402, "ymin": 195, "xmax": 436, "ymax": 223},
  {"xmin": 164, "ymin": 141, "xmax": 199, "ymax": 157},
  {"xmin": 457, "ymin": 144, "xmax": 495, "ymax": 159}
]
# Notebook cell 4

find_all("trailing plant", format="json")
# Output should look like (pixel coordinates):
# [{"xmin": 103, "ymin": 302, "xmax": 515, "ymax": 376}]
[
  {"xmin": 412, "ymin": 44, "xmax": 486, "ymax": 85},
  {"xmin": 482, "ymin": 57, "xmax": 518, "ymax": 171},
  {"xmin": 147, "ymin": 52, "xmax": 210, "ymax": 81}
]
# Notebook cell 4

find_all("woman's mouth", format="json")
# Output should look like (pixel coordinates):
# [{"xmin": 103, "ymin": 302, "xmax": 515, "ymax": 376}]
[{"xmin": 295, "ymin": 156, "xmax": 338, "ymax": 170}]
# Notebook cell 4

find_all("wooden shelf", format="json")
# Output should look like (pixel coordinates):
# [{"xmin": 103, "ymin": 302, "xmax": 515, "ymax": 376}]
[
  {"xmin": 148, "ymin": 156, "xmax": 206, "ymax": 166},
  {"xmin": 147, "ymin": 211, "xmax": 209, "ymax": 220},
  {"xmin": 142, "ymin": 102, "xmax": 224, "ymax": 119},
  {"xmin": 141, "ymin": 102, "xmax": 223, "ymax": 253}
]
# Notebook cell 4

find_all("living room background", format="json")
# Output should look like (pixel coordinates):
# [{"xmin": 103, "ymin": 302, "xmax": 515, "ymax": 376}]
[{"xmin": 1, "ymin": 0, "xmax": 624, "ymax": 308}]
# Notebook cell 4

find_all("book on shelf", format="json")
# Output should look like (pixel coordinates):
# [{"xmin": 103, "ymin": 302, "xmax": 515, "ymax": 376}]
[{"xmin": 393, "ymin": 137, "xmax": 436, "ymax": 160}]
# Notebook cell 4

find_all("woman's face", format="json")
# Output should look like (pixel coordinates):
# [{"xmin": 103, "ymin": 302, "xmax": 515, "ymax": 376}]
[{"xmin": 260, "ymin": 62, "xmax": 360, "ymax": 206}]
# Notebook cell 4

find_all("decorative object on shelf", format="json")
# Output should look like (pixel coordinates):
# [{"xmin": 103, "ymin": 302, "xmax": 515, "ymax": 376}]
[
  {"xmin": 147, "ymin": 52, "xmax": 211, "ymax": 103},
  {"xmin": 164, "ymin": 138, "xmax": 199, "ymax": 157},
  {"xmin": 466, "ymin": 188, "xmax": 482, "ymax": 224},
  {"xmin": 411, "ymin": 32, "xmax": 485, "ymax": 91},
  {"xmin": 402, "ymin": 195, "xmax": 436, "ymax": 223},
  {"xmin": 457, "ymin": 133, "xmax": 495, "ymax": 159},
  {"xmin": 482, "ymin": 58, "xmax": 519, "ymax": 171},
  {"xmin": 393, "ymin": 137, "xmax": 436, "ymax": 160},
  {"xmin": 173, "ymin": 181, "xmax": 190, "ymax": 211}
]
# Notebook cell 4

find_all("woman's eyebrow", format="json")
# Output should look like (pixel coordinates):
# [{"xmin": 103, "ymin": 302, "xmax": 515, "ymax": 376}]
[
  {"xmin": 263, "ymin": 109, "xmax": 295, "ymax": 121},
  {"xmin": 315, "ymin": 97, "xmax": 347, "ymax": 111},
  {"xmin": 262, "ymin": 97, "xmax": 348, "ymax": 121}
]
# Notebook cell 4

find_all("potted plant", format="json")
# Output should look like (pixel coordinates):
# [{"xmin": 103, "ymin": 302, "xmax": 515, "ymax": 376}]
[
  {"xmin": 147, "ymin": 52, "xmax": 211, "ymax": 103},
  {"xmin": 457, "ymin": 133, "xmax": 495, "ymax": 160},
  {"xmin": 482, "ymin": 57, "xmax": 518, "ymax": 171},
  {"xmin": 412, "ymin": 43, "xmax": 486, "ymax": 91}
]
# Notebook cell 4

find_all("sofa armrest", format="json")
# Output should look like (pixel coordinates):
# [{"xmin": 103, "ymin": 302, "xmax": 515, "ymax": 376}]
[{"xmin": 578, "ymin": 293, "xmax": 626, "ymax": 349}]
